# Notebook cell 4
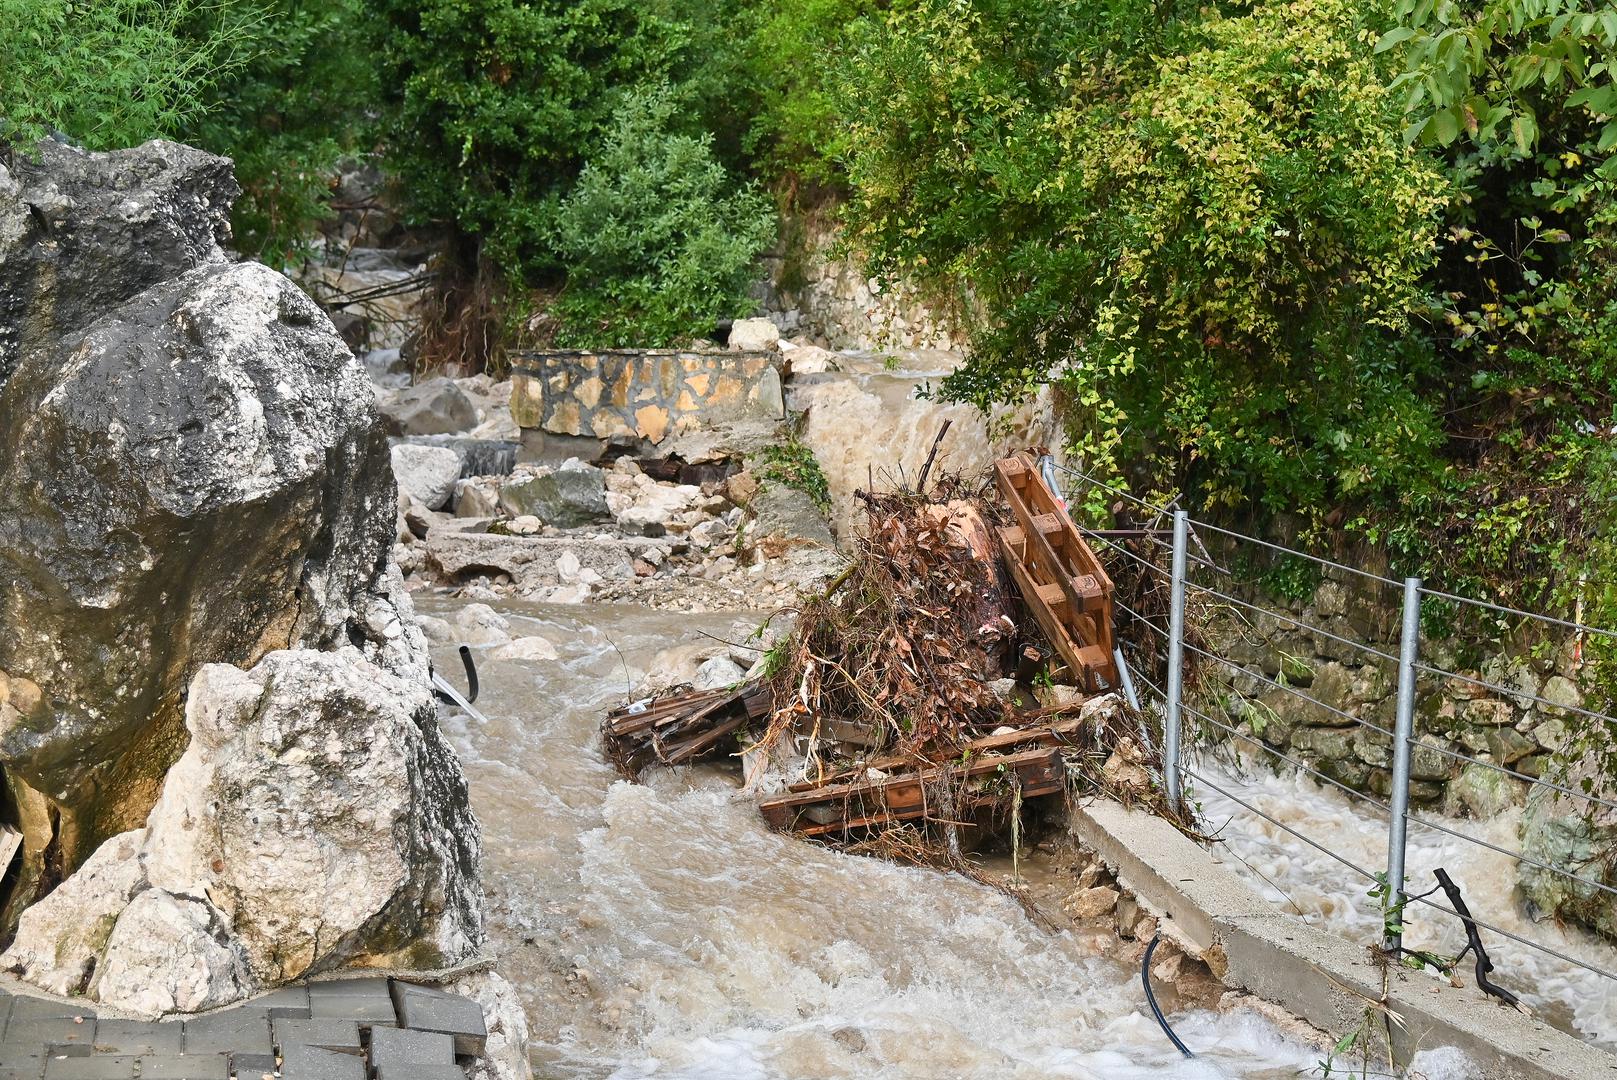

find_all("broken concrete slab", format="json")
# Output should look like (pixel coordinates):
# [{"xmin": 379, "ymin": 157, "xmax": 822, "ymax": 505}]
[
  {"xmin": 388, "ymin": 984, "xmax": 486, "ymax": 1057},
  {"xmin": 270, "ymin": 1018, "xmax": 361, "ymax": 1056},
  {"xmin": 306, "ymin": 981, "xmax": 396, "ymax": 1028},
  {"xmin": 135, "ymin": 1056, "xmax": 229, "ymax": 1080},
  {"xmin": 181, "ymin": 1008, "xmax": 272, "ymax": 1058},
  {"xmin": 277, "ymin": 1045, "xmax": 365, "ymax": 1080},
  {"xmin": 367, "ymin": 1027, "xmax": 455, "ymax": 1071}
]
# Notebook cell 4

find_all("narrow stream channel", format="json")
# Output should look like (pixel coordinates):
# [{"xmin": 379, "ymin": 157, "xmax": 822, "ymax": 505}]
[
  {"xmin": 422, "ymin": 597, "xmax": 1335, "ymax": 1079},
  {"xmin": 1193, "ymin": 755, "xmax": 1617, "ymax": 1048}
]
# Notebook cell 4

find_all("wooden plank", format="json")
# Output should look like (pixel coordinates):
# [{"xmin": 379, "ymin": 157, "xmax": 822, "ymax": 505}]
[
  {"xmin": 764, "ymin": 747, "xmax": 1068, "ymax": 836},
  {"xmin": 788, "ymin": 714, "xmax": 1089, "ymax": 792}
]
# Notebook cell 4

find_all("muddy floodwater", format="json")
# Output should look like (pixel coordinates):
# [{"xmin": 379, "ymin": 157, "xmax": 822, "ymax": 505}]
[{"xmin": 425, "ymin": 598, "xmax": 1350, "ymax": 1079}]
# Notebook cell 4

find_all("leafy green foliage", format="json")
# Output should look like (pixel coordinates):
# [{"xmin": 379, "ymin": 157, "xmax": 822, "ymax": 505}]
[
  {"xmin": 182, "ymin": 0, "xmax": 379, "ymax": 263},
  {"xmin": 755, "ymin": 438, "xmax": 831, "ymax": 512},
  {"xmin": 0, "ymin": 0, "xmax": 253, "ymax": 150},
  {"xmin": 549, "ymin": 87, "xmax": 774, "ymax": 347},
  {"xmin": 836, "ymin": 0, "xmax": 1450, "ymax": 514}
]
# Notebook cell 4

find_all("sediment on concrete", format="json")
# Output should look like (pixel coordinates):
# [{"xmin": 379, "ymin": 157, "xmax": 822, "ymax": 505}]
[{"xmin": 1070, "ymin": 799, "xmax": 1617, "ymax": 1080}]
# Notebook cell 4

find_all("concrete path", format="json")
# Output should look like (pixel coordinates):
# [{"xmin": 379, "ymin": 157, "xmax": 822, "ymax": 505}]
[{"xmin": 0, "ymin": 979, "xmax": 488, "ymax": 1080}]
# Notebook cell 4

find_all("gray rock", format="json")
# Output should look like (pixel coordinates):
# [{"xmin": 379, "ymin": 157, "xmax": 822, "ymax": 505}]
[
  {"xmin": 0, "ymin": 260, "xmax": 396, "ymax": 902},
  {"xmin": 0, "ymin": 139, "xmax": 237, "ymax": 391},
  {"xmin": 694, "ymin": 656, "xmax": 746, "ymax": 691},
  {"xmin": 1519, "ymin": 780, "xmax": 1617, "ymax": 941},
  {"xmin": 378, "ymin": 378, "xmax": 478, "ymax": 436},
  {"xmin": 497, "ymin": 460, "xmax": 609, "ymax": 528},
  {"xmin": 1450, "ymin": 762, "xmax": 1525, "ymax": 818},
  {"xmin": 749, "ymin": 485, "xmax": 834, "ymax": 548},
  {"xmin": 398, "ymin": 435, "xmax": 518, "ymax": 478},
  {"xmin": 391, "ymin": 445, "xmax": 463, "ymax": 511},
  {"xmin": 728, "ymin": 317, "xmax": 780, "ymax": 352},
  {"xmin": 452, "ymin": 478, "xmax": 501, "ymax": 519}
]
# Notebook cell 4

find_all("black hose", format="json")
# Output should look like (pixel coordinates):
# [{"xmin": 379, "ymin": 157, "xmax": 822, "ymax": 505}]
[
  {"xmin": 457, "ymin": 644, "xmax": 479, "ymax": 704},
  {"xmin": 1143, "ymin": 933, "xmax": 1194, "ymax": 1058}
]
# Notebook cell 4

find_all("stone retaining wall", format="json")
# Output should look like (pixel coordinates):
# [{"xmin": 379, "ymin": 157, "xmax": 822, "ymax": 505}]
[
  {"xmin": 1192, "ymin": 559, "xmax": 1583, "ymax": 818},
  {"xmin": 509, "ymin": 349, "xmax": 783, "ymax": 446},
  {"xmin": 758, "ymin": 211, "xmax": 956, "ymax": 352}
]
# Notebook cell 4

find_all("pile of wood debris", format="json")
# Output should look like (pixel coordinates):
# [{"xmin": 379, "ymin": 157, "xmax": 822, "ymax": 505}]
[{"xmin": 601, "ymin": 449, "xmax": 1187, "ymax": 851}]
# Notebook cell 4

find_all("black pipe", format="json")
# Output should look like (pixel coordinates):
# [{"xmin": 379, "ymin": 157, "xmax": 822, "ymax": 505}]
[
  {"xmin": 457, "ymin": 644, "xmax": 479, "ymax": 704},
  {"xmin": 1142, "ymin": 934, "xmax": 1194, "ymax": 1058}
]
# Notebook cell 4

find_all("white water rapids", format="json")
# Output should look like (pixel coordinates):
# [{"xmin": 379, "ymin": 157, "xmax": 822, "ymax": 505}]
[
  {"xmin": 1190, "ymin": 753, "xmax": 1617, "ymax": 1048},
  {"xmin": 424, "ymin": 598, "xmax": 1356, "ymax": 1079}
]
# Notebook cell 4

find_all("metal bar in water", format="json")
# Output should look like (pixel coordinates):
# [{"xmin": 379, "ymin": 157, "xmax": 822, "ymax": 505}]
[
  {"xmin": 1386, "ymin": 576, "xmax": 1422, "ymax": 952},
  {"xmin": 1164, "ymin": 510, "xmax": 1188, "ymax": 811}
]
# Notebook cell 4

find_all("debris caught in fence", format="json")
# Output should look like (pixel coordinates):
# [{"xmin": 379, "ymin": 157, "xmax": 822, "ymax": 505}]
[{"xmin": 599, "ymin": 440, "xmax": 1185, "ymax": 855}]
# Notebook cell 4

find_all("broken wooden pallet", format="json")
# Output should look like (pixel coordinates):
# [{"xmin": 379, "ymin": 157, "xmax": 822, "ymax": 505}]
[
  {"xmin": 758, "ymin": 745, "xmax": 1067, "ymax": 837},
  {"xmin": 785, "ymin": 713, "xmax": 1090, "ymax": 794},
  {"xmin": 602, "ymin": 683, "xmax": 772, "ymax": 779},
  {"xmin": 994, "ymin": 452, "xmax": 1118, "ymax": 692}
]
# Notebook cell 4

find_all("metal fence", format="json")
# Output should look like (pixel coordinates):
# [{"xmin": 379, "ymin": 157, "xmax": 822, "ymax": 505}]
[{"xmin": 1045, "ymin": 459, "xmax": 1617, "ymax": 999}]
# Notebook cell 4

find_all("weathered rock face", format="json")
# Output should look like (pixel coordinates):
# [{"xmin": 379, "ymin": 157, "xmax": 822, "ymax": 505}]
[
  {"xmin": 0, "ymin": 138, "xmax": 485, "ymax": 999},
  {"xmin": 1, "ymin": 644, "xmax": 484, "ymax": 1013},
  {"xmin": 0, "ymin": 257, "xmax": 396, "ymax": 888},
  {"xmin": 1519, "ymin": 779, "xmax": 1617, "ymax": 943},
  {"xmin": 0, "ymin": 139, "xmax": 237, "ymax": 389}
]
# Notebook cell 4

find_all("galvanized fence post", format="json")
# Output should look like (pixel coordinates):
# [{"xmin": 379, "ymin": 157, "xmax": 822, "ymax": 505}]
[
  {"xmin": 1386, "ymin": 576, "xmax": 1423, "ymax": 952},
  {"xmin": 1165, "ymin": 511, "xmax": 1189, "ymax": 811}
]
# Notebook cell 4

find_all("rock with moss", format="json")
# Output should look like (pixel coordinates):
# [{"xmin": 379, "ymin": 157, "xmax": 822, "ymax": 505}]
[{"xmin": 1518, "ymin": 781, "xmax": 1617, "ymax": 943}]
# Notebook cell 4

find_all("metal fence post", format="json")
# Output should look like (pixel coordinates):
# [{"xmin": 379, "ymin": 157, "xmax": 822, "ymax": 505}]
[
  {"xmin": 1165, "ymin": 511, "xmax": 1189, "ymax": 811},
  {"xmin": 1386, "ymin": 576, "xmax": 1423, "ymax": 952}
]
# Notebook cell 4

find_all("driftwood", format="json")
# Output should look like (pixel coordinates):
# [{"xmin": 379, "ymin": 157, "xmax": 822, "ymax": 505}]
[{"xmin": 602, "ymin": 684, "xmax": 772, "ymax": 779}]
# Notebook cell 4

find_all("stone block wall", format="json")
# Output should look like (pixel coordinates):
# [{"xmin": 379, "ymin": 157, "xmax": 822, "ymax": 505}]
[
  {"xmin": 758, "ymin": 211, "xmax": 957, "ymax": 352},
  {"xmin": 509, "ymin": 349, "xmax": 783, "ymax": 446},
  {"xmin": 1188, "ymin": 561, "xmax": 1585, "ymax": 818}
]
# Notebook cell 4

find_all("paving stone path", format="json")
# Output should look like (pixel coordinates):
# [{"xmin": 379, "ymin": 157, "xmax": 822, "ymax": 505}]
[{"xmin": 0, "ymin": 979, "xmax": 489, "ymax": 1080}]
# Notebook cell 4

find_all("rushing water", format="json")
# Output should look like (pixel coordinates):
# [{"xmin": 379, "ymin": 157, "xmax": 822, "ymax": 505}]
[
  {"xmin": 1191, "ymin": 753, "xmax": 1617, "ymax": 1048},
  {"xmin": 421, "ymin": 597, "xmax": 1338, "ymax": 1080}
]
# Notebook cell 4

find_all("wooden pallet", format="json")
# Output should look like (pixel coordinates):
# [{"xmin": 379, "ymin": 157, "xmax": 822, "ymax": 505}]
[
  {"xmin": 993, "ymin": 453, "xmax": 1117, "ymax": 692},
  {"xmin": 603, "ymin": 683, "xmax": 772, "ymax": 778},
  {"xmin": 758, "ymin": 746, "xmax": 1066, "ymax": 837}
]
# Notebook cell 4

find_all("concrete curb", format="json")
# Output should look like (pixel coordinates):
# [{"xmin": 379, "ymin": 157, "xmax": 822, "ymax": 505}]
[{"xmin": 1070, "ymin": 799, "xmax": 1617, "ymax": 1079}]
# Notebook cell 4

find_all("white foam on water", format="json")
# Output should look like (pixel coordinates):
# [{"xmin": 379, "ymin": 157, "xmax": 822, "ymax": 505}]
[
  {"xmin": 1192, "ymin": 754, "xmax": 1617, "ymax": 1047},
  {"xmin": 424, "ymin": 599, "xmax": 1338, "ymax": 1077}
]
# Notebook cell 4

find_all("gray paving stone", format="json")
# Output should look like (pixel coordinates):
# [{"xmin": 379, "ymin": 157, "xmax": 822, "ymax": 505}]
[
  {"xmin": 181, "ymin": 1009, "xmax": 272, "ymax": 1058},
  {"xmin": 41, "ymin": 1055, "xmax": 136, "ymax": 1080},
  {"xmin": 278, "ymin": 1045, "xmax": 364, "ymax": 1080},
  {"xmin": 3, "ymin": 1018, "xmax": 96, "ymax": 1054},
  {"xmin": 0, "ymin": 1050, "xmax": 43, "ymax": 1079},
  {"xmin": 252, "ymin": 987, "xmax": 311, "ymax": 1020},
  {"xmin": 271, "ymin": 1018, "xmax": 361, "ymax": 1055},
  {"xmin": 0, "ymin": 1064, "xmax": 44, "ymax": 1080},
  {"xmin": 91, "ymin": 1021, "xmax": 183, "ymax": 1056},
  {"xmin": 226, "ymin": 1053, "xmax": 277, "ymax": 1080},
  {"xmin": 134, "ymin": 1056, "xmax": 229, "ymax": 1080},
  {"xmin": 373, "ymin": 1067, "xmax": 466, "ymax": 1080},
  {"xmin": 388, "ymin": 985, "xmax": 485, "ymax": 1057},
  {"xmin": 8, "ymin": 1000, "xmax": 94, "ymax": 1023},
  {"xmin": 366, "ymin": 1028, "xmax": 454, "ymax": 1074},
  {"xmin": 307, "ymin": 981, "xmax": 396, "ymax": 1028}
]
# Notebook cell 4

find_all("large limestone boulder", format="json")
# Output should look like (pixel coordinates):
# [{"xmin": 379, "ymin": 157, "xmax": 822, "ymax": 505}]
[
  {"xmin": 497, "ymin": 459, "xmax": 609, "ymax": 528},
  {"xmin": 1, "ymin": 645, "xmax": 484, "ymax": 1013},
  {"xmin": 0, "ymin": 259, "xmax": 397, "ymax": 897},
  {"xmin": 0, "ymin": 139, "xmax": 237, "ymax": 389}
]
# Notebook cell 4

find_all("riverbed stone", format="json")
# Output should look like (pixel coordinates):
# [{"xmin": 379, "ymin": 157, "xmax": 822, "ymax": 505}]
[
  {"xmin": 391, "ymin": 445, "xmax": 464, "ymax": 511},
  {"xmin": 1449, "ymin": 762, "xmax": 1525, "ymax": 818},
  {"xmin": 497, "ymin": 461, "xmax": 609, "ymax": 528},
  {"xmin": 378, "ymin": 379, "xmax": 478, "ymax": 436}
]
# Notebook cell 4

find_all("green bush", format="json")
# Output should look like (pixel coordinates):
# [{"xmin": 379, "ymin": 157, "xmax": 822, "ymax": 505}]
[
  {"xmin": 836, "ymin": 0, "xmax": 1450, "ymax": 514},
  {"xmin": 182, "ymin": 0, "xmax": 379, "ymax": 263},
  {"xmin": 549, "ymin": 87, "xmax": 774, "ymax": 347},
  {"xmin": 0, "ymin": 0, "xmax": 250, "ymax": 150}
]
